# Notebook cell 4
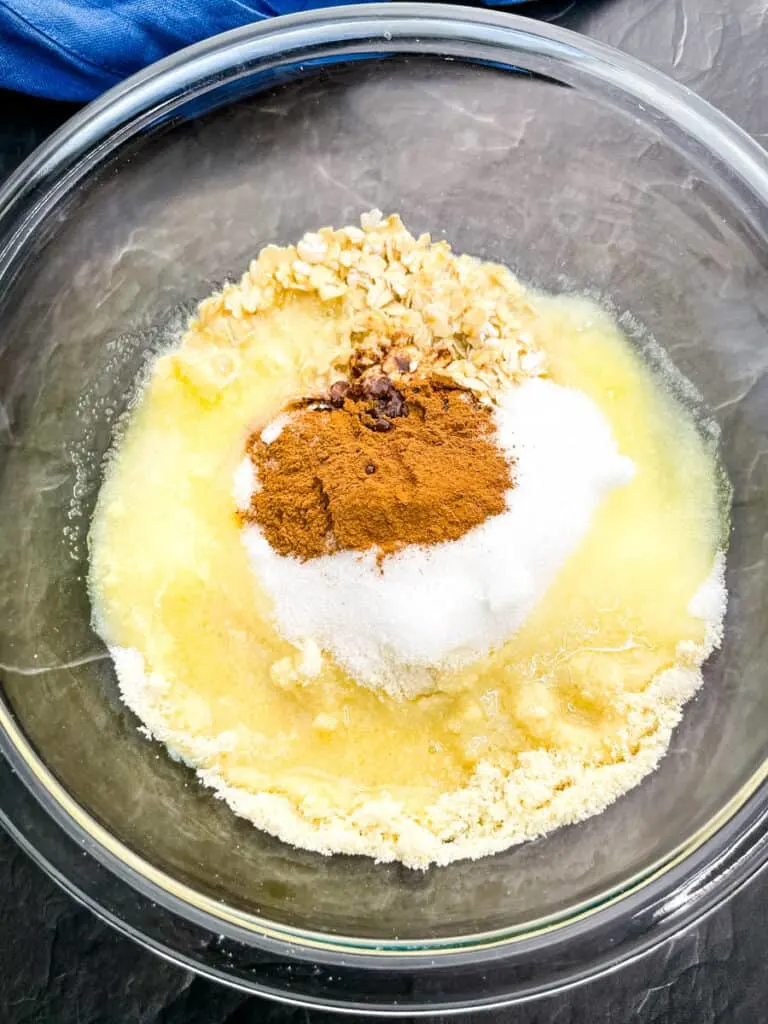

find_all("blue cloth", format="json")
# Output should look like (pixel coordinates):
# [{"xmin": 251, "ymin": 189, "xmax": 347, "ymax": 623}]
[{"xmin": 0, "ymin": 0, "xmax": 530, "ymax": 102}]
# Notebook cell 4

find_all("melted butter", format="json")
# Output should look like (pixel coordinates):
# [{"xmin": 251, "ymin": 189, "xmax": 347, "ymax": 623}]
[{"xmin": 89, "ymin": 292, "xmax": 723, "ymax": 815}]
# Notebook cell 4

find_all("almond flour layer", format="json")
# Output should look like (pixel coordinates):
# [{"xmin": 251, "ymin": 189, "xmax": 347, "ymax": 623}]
[
  {"xmin": 88, "ymin": 217, "xmax": 727, "ymax": 869},
  {"xmin": 110, "ymin": 570, "xmax": 723, "ymax": 868}
]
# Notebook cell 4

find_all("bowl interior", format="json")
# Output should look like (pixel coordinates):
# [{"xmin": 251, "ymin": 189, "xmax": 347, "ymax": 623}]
[{"xmin": 1, "ymin": 54, "xmax": 767, "ymax": 945}]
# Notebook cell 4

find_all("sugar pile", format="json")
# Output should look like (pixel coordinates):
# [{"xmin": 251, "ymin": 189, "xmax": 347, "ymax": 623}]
[{"xmin": 241, "ymin": 378, "xmax": 636, "ymax": 698}]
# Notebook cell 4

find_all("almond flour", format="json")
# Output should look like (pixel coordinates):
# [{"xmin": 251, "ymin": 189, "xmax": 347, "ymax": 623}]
[
  {"xmin": 89, "ymin": 218, "xmax": 729, "ymax": 870},
  {"xmin": 110, "ymin": 557, "xmax": 724, "ymax": 869}
]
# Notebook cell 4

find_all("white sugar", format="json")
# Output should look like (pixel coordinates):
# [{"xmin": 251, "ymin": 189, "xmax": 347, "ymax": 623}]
[
  {"xmin": 232, "ymin": 456, "xmax": 258, "ymax": 511},
  {"xmin": 260, "ymin": 413, "xmax": 290, "ymax": 445},
  {"xmin": 241, "ymin": 379, "xmax": 636, "ymax": 698}
]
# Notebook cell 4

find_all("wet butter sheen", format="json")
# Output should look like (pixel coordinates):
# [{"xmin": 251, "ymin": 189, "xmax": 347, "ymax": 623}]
[{"xmin": 89, "ymin": 291, "xmax": 725, "ymax": 868}]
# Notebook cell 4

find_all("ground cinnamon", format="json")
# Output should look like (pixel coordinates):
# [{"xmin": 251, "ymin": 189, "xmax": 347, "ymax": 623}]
[{"xmin": 242, "ymin": 377, "xmax": 513, "ymax": 561}]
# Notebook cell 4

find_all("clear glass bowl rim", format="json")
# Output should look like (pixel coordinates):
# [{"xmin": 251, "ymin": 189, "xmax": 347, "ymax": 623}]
[{"xmin": 2, "ymin": 3, "xmax": 768, "ymax": 1014}]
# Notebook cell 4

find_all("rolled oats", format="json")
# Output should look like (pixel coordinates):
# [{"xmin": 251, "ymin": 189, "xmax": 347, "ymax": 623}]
[{"xmin": 185, "ymin": 212, "xmax": 547, "ymax": 403}]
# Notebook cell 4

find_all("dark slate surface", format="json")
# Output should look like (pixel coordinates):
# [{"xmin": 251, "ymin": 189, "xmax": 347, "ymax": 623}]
[{"xmin": 2, "ymin": 1, "xmax": 767, "ymax": 1020}]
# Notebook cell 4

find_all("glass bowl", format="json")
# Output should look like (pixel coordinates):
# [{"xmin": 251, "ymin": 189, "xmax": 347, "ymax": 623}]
[{"xmin": 1, "ymin": 4, "xmax": 768, "ymax": 1015}]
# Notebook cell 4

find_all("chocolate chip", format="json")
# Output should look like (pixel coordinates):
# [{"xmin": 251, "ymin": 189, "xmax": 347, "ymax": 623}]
[
  {"xmin": 365, "ymin": 462, "xmax": 376, "ymax": 474},
  {"xmin": 329, "ymin": 380, "xmax": 350, "ymax": 407},
  {"xmin": 394, "ymin": 353, "xmax": 411, "ymax": 372},
  {"xmin": 361, "ymin": 375, "xmax": 408, "ymax": 420},
  {"xmin": 367, "ymin": 417, "xmax": 393, "ymax": 432},
  {"xmin": 365, "ymin": 376, "xmax": 395, "ymax": 400},
  {"xmin": 382, "ymin": 392, "xmax": 408, "ymax": 419}
]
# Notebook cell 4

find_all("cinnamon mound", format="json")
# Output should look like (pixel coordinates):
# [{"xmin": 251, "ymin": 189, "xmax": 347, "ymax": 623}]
[{"xmin": 242, "ymin": 377, "xmax": 513, "ymax": 561}]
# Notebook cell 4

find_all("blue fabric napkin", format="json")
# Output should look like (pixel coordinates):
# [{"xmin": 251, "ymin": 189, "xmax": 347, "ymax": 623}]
[{"xmin": 0, "ymin": 0, "xmax": 530, "ymax": 102}]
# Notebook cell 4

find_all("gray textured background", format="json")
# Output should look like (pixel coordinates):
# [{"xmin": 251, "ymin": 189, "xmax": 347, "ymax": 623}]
[{"xmin": 2, "ymin": 0, "xmax": 768, "ymax": 1020}]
